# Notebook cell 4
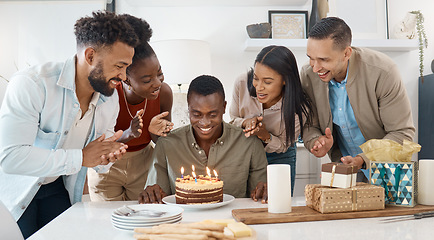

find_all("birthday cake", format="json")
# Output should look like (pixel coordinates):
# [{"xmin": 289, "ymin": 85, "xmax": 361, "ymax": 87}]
[{"xmin": 175, "ymin": 175, "xmax": 224, "ymax": 204}]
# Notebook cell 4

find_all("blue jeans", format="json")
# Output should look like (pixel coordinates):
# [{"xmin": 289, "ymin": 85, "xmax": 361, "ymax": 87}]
[
  {"xmin": 266, "ymin": 145, "xmax": 296, "ymax": 196},
  {"xmin": 17, "ymin": 177, "xmax": 71, "ymax": 239}
]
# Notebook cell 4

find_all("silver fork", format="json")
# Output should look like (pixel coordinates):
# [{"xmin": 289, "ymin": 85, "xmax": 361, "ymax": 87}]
[{"xmin": 122, "ymin": 205, "xmax": 166, "ymax": 217}]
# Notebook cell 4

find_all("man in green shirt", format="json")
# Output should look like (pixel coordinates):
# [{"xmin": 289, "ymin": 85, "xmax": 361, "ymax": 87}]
[{"xmin": 139, "ymin": 75, "xmax": 268, "ymax": 203}]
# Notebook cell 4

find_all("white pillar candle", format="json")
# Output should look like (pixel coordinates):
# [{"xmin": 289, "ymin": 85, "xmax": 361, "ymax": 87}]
[
  {"xmin": 267, "ymin": 164, "xmax": 292, "ymax": 213},
  {"xmin": 418, "ymin": 159, "xmax": 434, "ymax": 205}
]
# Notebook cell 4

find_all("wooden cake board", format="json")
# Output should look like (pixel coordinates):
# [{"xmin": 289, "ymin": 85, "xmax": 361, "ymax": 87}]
[{"xmin": 232, "ymin": 205, "xmax": 434, "ymax": 225}]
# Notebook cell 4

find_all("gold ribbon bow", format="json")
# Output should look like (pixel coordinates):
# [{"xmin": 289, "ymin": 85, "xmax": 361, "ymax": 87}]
[{"xmin": 330, "ymin": 165, "xmax": 336, "ymax": 187}]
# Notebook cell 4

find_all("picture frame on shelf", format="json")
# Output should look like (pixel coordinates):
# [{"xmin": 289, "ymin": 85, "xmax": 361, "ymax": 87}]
[
  {"xmin": 268, "ymin": 10, "xmax": 308, "ymax": 39},
  {"xmin": 328, "ymin": 0, "xmax": 388, "ymax": 39}
]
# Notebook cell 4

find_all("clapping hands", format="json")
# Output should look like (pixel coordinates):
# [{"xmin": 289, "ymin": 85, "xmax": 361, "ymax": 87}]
[
  {"xmin": 82, "ymin": 130, "xmax": 128, "ymax": 167},
  {"xmin": 242, "ymin": 116, "xmax": 270, "ymax": 142}
]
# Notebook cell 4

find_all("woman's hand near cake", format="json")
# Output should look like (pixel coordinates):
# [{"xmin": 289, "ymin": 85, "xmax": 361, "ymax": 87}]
[
  {"xmin": 250, "ymin": 182, "xmax": 267, "ymax": 203},
  {"xmin": 148, "ymin": 112, "xmax": 174, "ymax": 137},
  {"xmin": 117, "ymin": 110, "xmax": 144, "ymax": 143},
  {"xmin": 242, "ymin": 115, "xmax": 263, "ymax": 138},
  {"xmin": 139, "ymin": 184, "xmax": 167, "ymax": 204}
]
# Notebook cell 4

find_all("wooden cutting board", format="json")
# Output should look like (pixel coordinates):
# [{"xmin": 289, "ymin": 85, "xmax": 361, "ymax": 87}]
[{"xmin": 232, "ymin": 205, "xmax": 434, "ymax": 225}]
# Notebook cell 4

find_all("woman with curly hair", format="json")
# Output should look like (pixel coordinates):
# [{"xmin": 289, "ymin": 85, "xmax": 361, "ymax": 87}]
[
  {"xmin": 230, "ymin": 45, "xmax": 312, "ymax": 195},
  {"xmin": 87, "ymin": 14, "xmax": 173, "ymax": 201}
]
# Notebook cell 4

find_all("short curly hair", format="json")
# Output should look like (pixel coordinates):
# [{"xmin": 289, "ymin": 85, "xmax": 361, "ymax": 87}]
[
  {"xmin": 187, "ymin": 75, "xmax": 225, "ymax": 102},
  {"xmin": 74, "ymin": 11, "xmax": 138, "ymax": 49}
]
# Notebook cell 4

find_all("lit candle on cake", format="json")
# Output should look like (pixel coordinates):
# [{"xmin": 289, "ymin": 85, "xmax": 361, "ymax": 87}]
[
  {"xmin": 192, "ymin": 171, "xmax": 197, "ymax": 183},
  {"xmin": 213, "ymin": 170, "xmax": 218, "ymax": 179},
  {"xmin": 181, "ymin": 167, "xmax": 184, "ymax": 178},
  {"xmin": 206, "ymin": 167, "xmax": 211, "ymax": 178}
]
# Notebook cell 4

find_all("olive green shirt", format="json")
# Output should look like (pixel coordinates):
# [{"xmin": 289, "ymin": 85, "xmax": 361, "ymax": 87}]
[{"xmin": 145, "ymin": 122, "xmax": 267, "ymax": 198}]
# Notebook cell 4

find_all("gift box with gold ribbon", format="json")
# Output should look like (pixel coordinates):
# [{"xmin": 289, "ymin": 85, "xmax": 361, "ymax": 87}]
[
  {"xmin": 305, "ymin": 183, "xmax": 385, "ymax": 214},
  {"xmin": 321, "ymin": 163, "xmax": 358, "ymax": 188}
]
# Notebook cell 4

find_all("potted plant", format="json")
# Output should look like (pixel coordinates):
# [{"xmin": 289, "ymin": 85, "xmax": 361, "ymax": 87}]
[{"xmin": 410, "ymin": 10, "xmax": 428, "ymax": 82}]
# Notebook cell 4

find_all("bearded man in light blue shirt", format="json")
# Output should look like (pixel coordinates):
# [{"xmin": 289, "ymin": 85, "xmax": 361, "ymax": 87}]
[{"xmin": 0, "ymin": 11, "xmax": 138, "ymax": 238}]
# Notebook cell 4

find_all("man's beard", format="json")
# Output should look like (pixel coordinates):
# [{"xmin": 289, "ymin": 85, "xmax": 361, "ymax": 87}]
[{"xmin": 88, "ymin": 62, "xmax": 120, "ymax": 96}]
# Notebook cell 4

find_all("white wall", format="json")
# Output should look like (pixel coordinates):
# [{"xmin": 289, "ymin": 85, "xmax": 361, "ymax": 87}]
[
  {"xmin": 116, "ymin": 1, "xmax": 312, "ymax": 123},
  {"xmin": 0, "ymin": 0, "xmax": 430, "ymax": 197},
  {"xmin": 388, "ymin": 1, "xmax": 434, "ymax": 141},
  {"xmin": 116, "ymin": 0, "xmax": 434, "ymax": 142},
  {"xmin": 0, "ymin": 0, "xmax": 433, "ymax": 140},
  {"xmin": 0, "ymin": 0, "xmax": 106, "ymax": 103}
]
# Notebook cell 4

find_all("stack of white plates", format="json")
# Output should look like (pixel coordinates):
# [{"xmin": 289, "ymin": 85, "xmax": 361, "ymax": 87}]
[{"xmin": 111, "ymin": 204, "xmax": 184, "ymax": 231}]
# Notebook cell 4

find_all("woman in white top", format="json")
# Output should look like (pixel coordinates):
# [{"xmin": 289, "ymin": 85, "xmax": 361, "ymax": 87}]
[{"xmin": 230, "ymin": 45, "xmax": 312, "ymax": 194}]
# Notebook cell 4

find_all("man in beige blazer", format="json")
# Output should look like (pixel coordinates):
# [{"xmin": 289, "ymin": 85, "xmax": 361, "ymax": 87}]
[{"xmin": 300, "ymin": 17, "xmax": 415, "ymax": 176}]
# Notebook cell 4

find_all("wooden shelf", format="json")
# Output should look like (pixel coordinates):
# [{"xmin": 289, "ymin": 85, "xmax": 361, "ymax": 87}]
[
  {"xmin": 244, "ymin": 39, "xmax": 419, "ymax": 52},
  {"xmin": 123, "ymin": 0, "xmax": 308, "ymax": 6}
]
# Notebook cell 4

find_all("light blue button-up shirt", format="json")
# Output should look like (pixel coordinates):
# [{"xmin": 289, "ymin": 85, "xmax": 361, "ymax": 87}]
[
  {"xmin": 329, "ymin": 66, "xmax": 366, "ymax": 158},
  {"xmin": 0, "ymin": 56, "xmax": 119, "ymax": 220}
]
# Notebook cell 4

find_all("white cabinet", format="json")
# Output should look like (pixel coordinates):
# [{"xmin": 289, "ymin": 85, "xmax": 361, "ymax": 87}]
[{"xmin": 293, "ymin": 143, "xmax": 328, "ymax": 197}]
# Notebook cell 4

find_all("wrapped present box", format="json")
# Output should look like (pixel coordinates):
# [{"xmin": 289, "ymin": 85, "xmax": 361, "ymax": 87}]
[
  {"xmin": 305, "ymin": 183, "xmax": 385, "ymax": 213},
  {"xmin": 321, "ymin": 163, "xmax": 358, "ymax": 188},
  {"xmin": 370, "ymin": 161, "xmax": 418, "ymax": 207}
]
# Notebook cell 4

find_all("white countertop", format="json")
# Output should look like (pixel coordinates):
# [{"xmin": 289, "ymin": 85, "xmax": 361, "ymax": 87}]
[{"xmin": 28, "ymin": 197, "xmax": 434, "ymax": 240}]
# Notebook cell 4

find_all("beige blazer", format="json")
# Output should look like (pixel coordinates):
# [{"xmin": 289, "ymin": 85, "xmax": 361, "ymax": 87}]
[{"xmin": 300, "ymin": 47, "xmax": 415, "ymax": 164}]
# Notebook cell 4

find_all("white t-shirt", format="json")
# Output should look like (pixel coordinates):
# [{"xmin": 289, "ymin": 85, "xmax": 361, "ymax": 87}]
[{"xmin": 43, "ymin": 92, "xmax": 99, "ymax": 184}]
